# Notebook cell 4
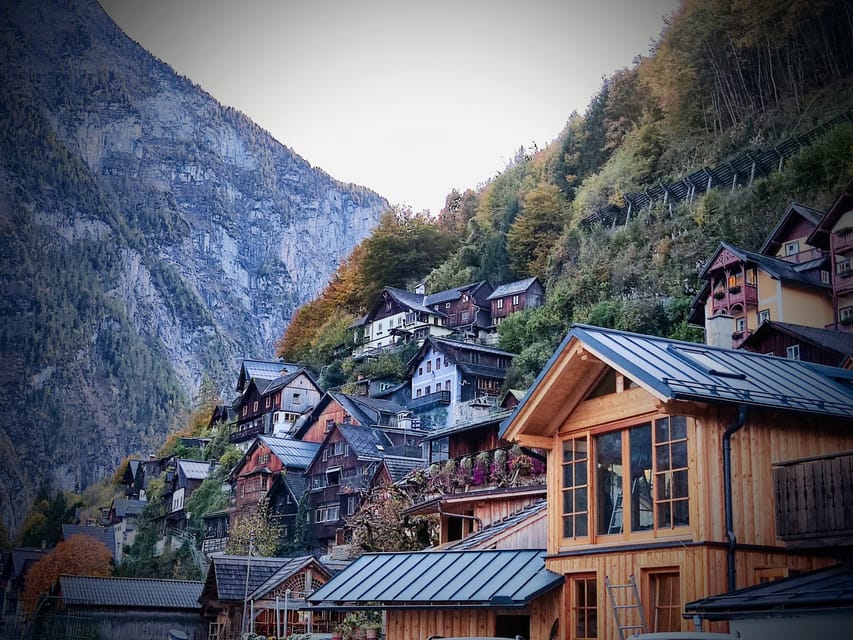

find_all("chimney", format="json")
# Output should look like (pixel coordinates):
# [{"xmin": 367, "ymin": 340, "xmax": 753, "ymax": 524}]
[{"xmin": 707, "ymin": 313, "xmax": 735, "ymax": 349}]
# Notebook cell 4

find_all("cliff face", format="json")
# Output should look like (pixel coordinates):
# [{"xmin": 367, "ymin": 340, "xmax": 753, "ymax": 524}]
[{"xmin": 0, "ymin": 0, "xmax": 386, "ymax": 533}]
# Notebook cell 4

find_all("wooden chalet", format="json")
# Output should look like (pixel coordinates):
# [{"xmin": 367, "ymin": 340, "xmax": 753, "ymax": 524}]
[
  {"xmin": 689, "ymin": 202, "xmax": 833, "ymax": 348},
  {"xmin": 423, "ymin": 280, "xmax": 494, "ymax": 339},
  {"xmin": 162, "ymin": 459, "xmax": 215, "ymax": 532},
  {"xmin": 230, "ymin": 368, "xmax": 321, "ymax": 447},
  {"xmin": 47, "ymin": 575, "xmax": 205, "ymax": 640},
  {"xmin": 808, "ymin": 176, "xmax": 853, "ymax": 331},
  {"xmin": 307, "ymin": 549, "xmax": 563, "ymax": 639},
  {"xmin": 406, "ymin": 411, "xmax": 546, "ymax": 547},
  {"xmin": 200, "ymin": 554, "xmax": 334, "ymax": 639},
  {"xmin": 304, "ymin": 420, "xmax": 426, "ymax": 554},
  {"xmin": 500, "ymin": 324, "xmax": 853, "ymax": 639},
  {"xmin": 406, "ymin": 337, "xmax": 516, "ymax": 429},
  {"xmin": 229, "ymin": 435, "xmax": 319, "ymax": 527},
  {"xmin": 350, "ymin": 286, "xmax": 453, "ymax": 359},
  {"xmin": 486, "ymin": 276, "xmax": 545, "ymax": 326},
  {"xmin": 740, "ymin": 320, "xmax": 853, "ymax": 366},
  {"xmin": 293, "ymin": 391, "xmax": 414, "ymax": 443}
]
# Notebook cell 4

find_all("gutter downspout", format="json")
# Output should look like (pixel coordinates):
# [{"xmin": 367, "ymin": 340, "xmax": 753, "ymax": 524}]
[{"xmin": 723, "ymin": 404, "xmax": 747, "ymax": 592}]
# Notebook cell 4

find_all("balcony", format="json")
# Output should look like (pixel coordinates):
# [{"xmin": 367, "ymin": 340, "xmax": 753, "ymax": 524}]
[
  {"xmin": 832, "ymin": 228, "xmax": 853, "ymax": 254},
  {"xmin": 778, "ymin": 247, "xmax": 826, "ymax": 265},
  {"xmin": 710, "ymin": 283, "xmax": 758, "ymax": 313},
  {"xmin": 406, "ymin": 445, "xmax": 546, "ymax": 503},
  {"xmin": 730, "ymin": 328, "xmax": 753, "ymax": 349},
  {"xmin": 836, "ymin": 268, "xmax": 853, "ymax": 296},
  {"xmin": 408, "ymin": 390, "xmax": 451, "ymax": 411},
  {"xmin": 773, "ymin": 450, "xmax": 853, "ymax": 547},
  {"xmin": 229, "ymin": 421, "xmax": 264, "ymax": 443}
]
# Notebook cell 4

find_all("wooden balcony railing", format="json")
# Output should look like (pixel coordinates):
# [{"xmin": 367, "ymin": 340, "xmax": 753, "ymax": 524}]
[
  {"xmin": 229, "ymin": 421, "xmax": 264, "ymax": 443},
  {"xmin": 773, "ymin": 450, "xmax": 853, "ymax": 546},
  {"xmin": 832, "ymin": 228, "xmax": 853, "ymax": 254},
  {"xmin": 710, "ymin": 283, "xmax": 758, "ymax": 313}
]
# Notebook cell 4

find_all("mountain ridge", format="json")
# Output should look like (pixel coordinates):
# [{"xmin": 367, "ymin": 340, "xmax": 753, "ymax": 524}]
[{"xmin": 0, "ymin": 0, "xmax": 386, "ymax": 534}]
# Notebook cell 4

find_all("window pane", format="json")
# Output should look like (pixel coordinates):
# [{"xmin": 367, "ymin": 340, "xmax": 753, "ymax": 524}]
[
  {"xmin": 630, "ymin": 425, "xmax": 653, "ymax": 532},
  {"xmin": 671, "ymin": 415, "xmax": 687, "ymax": 440},
  {"xmin": 576, "ymin": 513, "xmax": 588, "ymax": 537},
  {"xmin": 655, "ymin": 416, "xmax": 669, "ymax": 442},
  {"xmin": 671, "ymin": 441, "xmax": 687, "ymax": 469},
  {"xmin": 563, "ymin": 515, "xmax": 574, "ymax": 538},
  {"xmin": 575, "ymin": 488, "xmax": 588, "ymax": 512},
  {"xmin": 656, "ymin": 443, "xmax": 670, "ymax": 471},
  {"xmin": 596, "ymin": 431, "xmax": 623, "ymax": 535},
  {"xmin": 575, "ymin": 460, "xmax": 587, "ymax": 485},
  {"xmin": 673, "ymin": 470, "xmax": 689, "ymax": 498},
  {"xmin": 674, "ymin": 500, "xmax": 689, "ymax": 526}
]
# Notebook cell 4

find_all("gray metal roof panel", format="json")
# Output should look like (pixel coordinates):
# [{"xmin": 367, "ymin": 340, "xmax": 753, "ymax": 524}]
[
  {"xmin": 449, "ymin": 500, "xmax": 546, "ymax": 550},
  {"xmin": 501, "ymin": 325, "xmax": 853, "ymax": 439},
  {"xmin": 307, "ymin": 549, "xmax": 561, "ymax": 607},
  {"xmin": 59, "ymin": 575, "xmax": 203, "ymax": 609},
  {"xmin": 486, "ymin": 277, "xmax": 539, "ymax": 300},
  {"xmin": 178, "ymin": 460, "xmax": 213, "ymax": 481},
  {"xmin": 259, "ymin": 436, "xmax": 321, "ymax": 469},
  {"xmin": 241, "ymin": 360, "xmax": 293, "ymax": 381},
  {"xmin": 685, "ymin": 564, "xmax": 853, "ymax": 619}
]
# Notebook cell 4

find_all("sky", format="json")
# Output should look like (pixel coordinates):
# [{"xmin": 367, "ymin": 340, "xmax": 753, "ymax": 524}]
[{"xmin": 99, "ymin": 0, "xmax": 680, "ymax": 215}]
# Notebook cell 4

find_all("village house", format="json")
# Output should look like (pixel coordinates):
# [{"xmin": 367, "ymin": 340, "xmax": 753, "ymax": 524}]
[
  {"xmin": 200, "ymin": 553, "xmax": 335, "ymax": 639},
  {"xmin": 739, "ymin": 320, "xmax": 853, "ymax": 366},
  {"xmin": 486, "ymin": 276, "xmax": 545, "ymax": 327},
  {"xmin": 44, "ymin": 575, "xmax": 206, "ymax": 640},
  {"xmin": 293, "ymin": 391, "xmax": 415, "ymax": 444},
  {"xmin": 498, "ymin": 323, "xmax": 853, "ymax": 639},
  {"xmin": 808, "ymin": 176, "xmax": 853, "ymax": 330},
  {"xmin": 689, "ymin": 202, "xmax": 833, "ymax": 348},
  {"xmin": 230, "ymin": 367, "xmax": 322, "ymax": 448},
  {"xmin": 229, "ymin": 435, "xmax": 320, "ymax": 532},
  {"xmin": 423, "ymin": 280, "xmax": 494, "ymax": 340},
  {"xmin": 406, "ymin": 337, "xmax": 516, "ymax": 429},
  {"xmin": 160, "ymin": 459, "xmax": 216, "ymax": 533},
  {"xmin": 304, "ymin": 420, "xmax": 426, "ymax": 555},
  {"xmin": 405, "ymin": 410, "xmax": 547, "ymax": 547}
]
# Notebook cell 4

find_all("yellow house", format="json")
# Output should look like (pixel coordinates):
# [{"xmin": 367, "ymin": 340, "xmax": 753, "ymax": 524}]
[
  {"xmin": 500, "ymin": 324, "xmax": 853, "ymax": 640},
  {"xmin": 689, "ymin": 202, "xmax": 834, "ymax": 348}
]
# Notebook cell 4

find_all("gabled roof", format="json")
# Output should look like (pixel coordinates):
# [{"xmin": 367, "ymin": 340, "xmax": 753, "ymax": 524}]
[
  {"xmin": 741, "ymin": 321, "xmax": 853, "ymax": 364},
  {"xmin": 758, "ymin": 201, "xmax": 825, "ymax": 255},
  {"xmin": 423, "ymin": 281, "xmax": 490, "ymax": 306},
  {"xmin": 249, "ymin": 555, "xmax": 330, "ymax": 600},
  {"xmin": 381, "ymin": 455, "xmax": 426, "ymax": 482},
  {"xmin": 236, "ymin": 359, "xmax": 301, "ymax": 391},
  {"xmin": 258, "ymin": 435, "xmax": 321, "ymax": 469},
  {"xmin": 204, "ymin": 555, "xmax": 294, "ymax": 602},
  {"xmin": 11, "ymin": 547, "xmax": 49, "ymax": 577},
  {"xmin": 262, "ymin": 368, "xmax": 320, "ymax": 396},
  {"xmin": 422, "ymin": 410, "xmax": 513, "ymax": 442},
  {"xmin": 447, "ymin": 500, "xmax": 547, "ymax": 551},
  {"xmin": 501, "ymin": 324, "xmax": 853, "ymax": 441},
  {"xmin": 178, "ymin": 459, "xmax": 214, "ymax": 481},
  {"xmin": 699, "ymin": 242, "xmax": 830, "ymax": 288},
  {"xmin": 685, "ymin": 563, "xmax": 853, "ymax": 620},
  {"xmin": 61, "ymin": 526, "xmax": 116, "ymax": 558},
  {"xmin": 808, "ymin": 176, "xmax": 853, "ymax": 248},
  {"xmin": 307, "ymin": 549, "xmax": 561, "ymax": 609},
  {"xmin": 111, "ymin": 498, "xmax": 146, "ymax": 518},
  {"xmin": 375, "ymin": 287, "xmax": 437, "ymax": 318},
  {"xmin": 337, "ymin": 424, "xmax": 393, "ymax": 459},
  {"xmin": 407, "ymin": 337, "xmax": 515, "ymax": 378},
  {"xmin": 486, "ymin": 276, "xmax": 541, "ymax": 300},
  {"xmin": 58, "ymin": 575, "xmax": 203, "ymax": 610}
]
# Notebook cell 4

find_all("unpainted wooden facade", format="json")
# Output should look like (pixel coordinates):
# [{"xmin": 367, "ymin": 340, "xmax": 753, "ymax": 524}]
[
  {"xmin": 384, "ymin": 591, "xmax": 561, "ymax": 640},
  {"xmin": 505, "ymin": 337, "xmax": 853, "ymax": 640}
]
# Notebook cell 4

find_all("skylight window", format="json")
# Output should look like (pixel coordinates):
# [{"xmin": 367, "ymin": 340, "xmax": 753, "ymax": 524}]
[{"xmin": 668, "ymin": 345, "xmax": 747, "ymax": 379}]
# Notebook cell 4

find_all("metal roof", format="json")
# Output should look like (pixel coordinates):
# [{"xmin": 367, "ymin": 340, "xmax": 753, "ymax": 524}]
[
  {"xmin": 501, "ymin": 325, "xmax": 853, "ymax": 438},
  {"xmin": 337, "ymin": 424, "xmax": 393, "ymax": 458},
  {"xmin": 61, "ymin": 525, "xmax": 116, "ymax": 558},
  {"xmin": 112, "ymin": 498, "xmax": 146, "ymax": 517},
  {"xmin": 178, "ymin": 459, "xmax": 214, "ymax": 481},
  {"xmin": 307, "ymin": 549, "xmax": 561, "ymax": 608},
  {"xmin": 259, "ymin": 435, "xmax": 320, "ymax": 469},
  {"xmin": 741, "ymin": 321, "xmax": 853, "ymax": 362},
  {"xmin": 241, "ymin": 359, "xmax": 292, "ymax": 381},
  {"xmin": 486, "ymin": 277, "xmax": 540, "ymax": 300},
  {"xmin": 382, "ymin": 455, "xmax": 427, "ymax": 482},
  {"xmin": 447, "ymin": 500, "xmax": 547, "ymax": 551},
  {"xmin": 423, "ymin": 281, "xmax": 488, "ymax": 306},
  {"xmin": 685, "ymin": 564, "xmax": 853, "ymax": 620},
  {"xmin": 58, "ymin": 575, "xmax": 203, "ymax": 610}
]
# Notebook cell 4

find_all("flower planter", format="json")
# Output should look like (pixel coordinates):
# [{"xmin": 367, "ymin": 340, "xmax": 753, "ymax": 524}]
[{"xmin": 728, "ymin": 285, "xmax": 741, "ymax": 294}]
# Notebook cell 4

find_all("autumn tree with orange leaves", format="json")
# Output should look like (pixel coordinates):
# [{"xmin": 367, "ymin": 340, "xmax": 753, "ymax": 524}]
[{"xmin": 22, "ymin": 534, "xmax": 113, "ymax": 616}]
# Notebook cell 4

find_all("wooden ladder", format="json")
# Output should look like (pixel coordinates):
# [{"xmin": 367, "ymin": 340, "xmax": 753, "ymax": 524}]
[{"xmin": 605, "ymin": 574, "xmax": 647, "ymax": 640}]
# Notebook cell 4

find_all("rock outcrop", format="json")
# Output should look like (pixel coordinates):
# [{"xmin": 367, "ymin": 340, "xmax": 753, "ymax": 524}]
[{"xmin": 0, "ymin": 0, "xmax": 386, "ymax": 534}]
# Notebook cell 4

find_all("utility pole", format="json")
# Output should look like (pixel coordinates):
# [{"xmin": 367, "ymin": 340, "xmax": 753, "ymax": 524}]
[{"xmin": 241, "ymin": 532, "xmax": 255, "ymax": 636}]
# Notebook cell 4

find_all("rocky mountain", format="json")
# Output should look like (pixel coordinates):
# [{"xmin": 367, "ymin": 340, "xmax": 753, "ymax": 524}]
[{"xmin": 0, "ymin": 0, "xmax": 386, "ymax": 534}]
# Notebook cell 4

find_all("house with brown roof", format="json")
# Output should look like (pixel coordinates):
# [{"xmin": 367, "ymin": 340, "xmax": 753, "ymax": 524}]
[
  {"xmin": 740, "ymin": 320, "xmax": 853, "ymax": 367},
  {"xmin": 486, "ymin": 276, "xmax": 545, "ymax": 326}
]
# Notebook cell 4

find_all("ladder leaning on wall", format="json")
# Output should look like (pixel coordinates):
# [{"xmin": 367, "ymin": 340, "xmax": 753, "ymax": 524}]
[{"xmin": 605, "ymin": 574, "xmax": 647, "ymax": 640}]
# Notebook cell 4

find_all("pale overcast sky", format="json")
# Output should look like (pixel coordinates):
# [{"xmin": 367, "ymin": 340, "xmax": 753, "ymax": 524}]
[{"xmin": 99, "ymin": 0, "xmax": 680, "ymax": 215}]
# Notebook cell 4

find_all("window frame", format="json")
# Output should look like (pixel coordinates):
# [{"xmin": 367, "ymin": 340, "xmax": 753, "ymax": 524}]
[
  {"xmin": 566, "ymin": 573, "xmax": 598, "ymax": 640},
  {"xmin": 644, "ymin": 568, "xmax": 682, "ymax": 633}
]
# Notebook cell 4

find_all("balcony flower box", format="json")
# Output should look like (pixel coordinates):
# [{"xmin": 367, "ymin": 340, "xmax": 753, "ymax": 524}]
[
  {"xmin": 728, "ymin": 285, "xmax": 742, "ymax": 294},
  {"xmin": 713, "ymin": 290, "xmax": 726, "ymax": 300}
]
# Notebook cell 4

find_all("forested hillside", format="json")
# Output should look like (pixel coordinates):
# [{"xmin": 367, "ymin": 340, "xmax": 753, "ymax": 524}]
[{"xmin": 278, "ymin": 0, "xmax": 853, "ymax": 388}]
